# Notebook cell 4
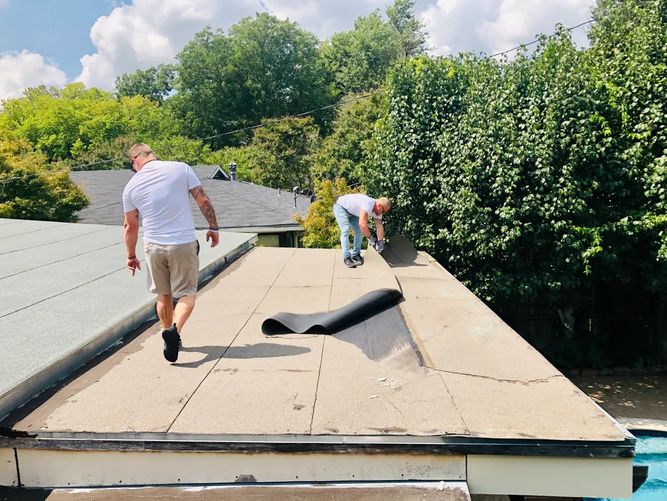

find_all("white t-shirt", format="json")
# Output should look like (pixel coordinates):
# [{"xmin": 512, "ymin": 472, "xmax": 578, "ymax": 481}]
[
  {"xmin": 122, "ymin": 160, "xmax": 201, "ymax": 245},
  {"xmin": 336, "ymin": 194, "xmax": 382, "ymax": 220}
]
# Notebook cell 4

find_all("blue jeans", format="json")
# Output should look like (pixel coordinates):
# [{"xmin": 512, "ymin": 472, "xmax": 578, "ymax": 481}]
[{"xmin": 333, "ymin": 203, "xmax": 362, "ymax": 259}]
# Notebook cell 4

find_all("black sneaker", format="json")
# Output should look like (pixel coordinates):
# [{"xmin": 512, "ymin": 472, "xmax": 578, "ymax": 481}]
[
  {"xmin": 343, "ymin": 256, "xmax": 357, "ymax": 268},
  {"xmin": 162, "ymin": 324, "xmax": 181, "ymax": 363},
  {"xmin": 351, "ymin": 254, "xmax": 364, "ymax": 266}
]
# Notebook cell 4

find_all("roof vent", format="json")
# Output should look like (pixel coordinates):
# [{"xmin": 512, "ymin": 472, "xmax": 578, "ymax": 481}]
[{"xmin": 211, "ymin": 165, "xmax": 231, "ymax": 180}]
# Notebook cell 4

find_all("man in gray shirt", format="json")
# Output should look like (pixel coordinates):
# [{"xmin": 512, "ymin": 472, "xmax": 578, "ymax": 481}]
[
  {"xmin": 333, "ymin": 193, "xmax": 391, "ymax": 268},
  {"xmin": 123, "ymin": 143, "xmax": 220, "ymax": 363}
]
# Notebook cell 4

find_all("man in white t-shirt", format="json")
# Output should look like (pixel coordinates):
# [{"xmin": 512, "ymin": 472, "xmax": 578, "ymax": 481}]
[
  {"xmin": 122, "ymin": 143, "xmax": 220, "ymax": 363},
  {"xmin": 333, "ymin": 193, "xmax": 391, "ymax": 268}
]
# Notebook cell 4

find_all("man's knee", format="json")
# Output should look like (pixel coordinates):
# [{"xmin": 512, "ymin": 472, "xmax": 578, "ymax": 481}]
[{"xmin": 176, "ymin": 295, "xmax": 196, "ymax": 306}]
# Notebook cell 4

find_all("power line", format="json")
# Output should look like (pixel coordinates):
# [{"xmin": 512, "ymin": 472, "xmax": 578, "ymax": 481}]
[
  {"xmin": 488, "ymin": 19, "xmax": 594, "ymax": 59},
  {"xmin": 0, "ymin": 93, "xmax": 376, "ymax": 187},
  {"xmin": 199, "ymin": 91, "xmax": 375, "ymax": 143}
]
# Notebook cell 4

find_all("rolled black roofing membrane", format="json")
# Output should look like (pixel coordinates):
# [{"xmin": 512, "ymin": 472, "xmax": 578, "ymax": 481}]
[{"xmin": 261, "ymin": 288, "xmax": 403, "ymax": 335}]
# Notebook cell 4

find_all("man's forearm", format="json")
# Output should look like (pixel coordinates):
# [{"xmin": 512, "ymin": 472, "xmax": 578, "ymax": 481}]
[
  {"xmin": 124, "ymin": 226, "xmax": 139, "ymax": 257},
  {"xmin": 198, "ymin": 198, "xmax": 219, "ymax": 229},
  {"xmin": 376, "ymin": 222, "xmax": 385, "ymax": 240}
]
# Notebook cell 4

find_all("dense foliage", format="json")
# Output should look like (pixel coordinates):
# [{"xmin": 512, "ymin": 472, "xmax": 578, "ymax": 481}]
[
  {"xmin": 318, "ymin": 0, "xmax": 426, "ymax": 98},
  {"xmin": 115, "ymin": 64, "xmax": 176, "ymax": 104},
  {"xmin": 366, "ymin": 0, "xmax": 666, "ymax": 367},
  {"xmin": 0, "ymin": 138, "xmax": 88, "ymax": 221},
  {"xmin": 312, "ymin": 92, "xmax": 385, "ymax": 186},
  {"xmin": 0, "ymin": 84, "xmax": 183, "ymax": 168},
  {"xmin": 170, "ymin": 14, "xmax": 331, "ymax": 146},
  {"xmin": 295, "ymin": 178, "xmax": 361, "ymax": 249}
]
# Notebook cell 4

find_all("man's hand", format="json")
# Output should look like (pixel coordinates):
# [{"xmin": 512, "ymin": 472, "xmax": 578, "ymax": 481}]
[
  {"xmin": 206, "ymin": 229, "xmax": 219, "ymax": 248},
  {"xmin": 127, "ymin": 257, "xmax": 141, "ymax": 276},
  {"xmin": 368, "ymin": 234, "xmax": 377, "ymax": 246},
  {"xmin": 374, "ymin": 239, "xmax": 385, "ymax": 253}
]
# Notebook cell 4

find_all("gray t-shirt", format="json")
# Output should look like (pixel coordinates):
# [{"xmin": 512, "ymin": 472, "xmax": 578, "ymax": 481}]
[
  {"xmin": 122, "ymin": 160, "xmax": 201, "ymax": 245},
  {"xmin": 336, "ymin": 194, "xmax": 382, "ymax": 220}
]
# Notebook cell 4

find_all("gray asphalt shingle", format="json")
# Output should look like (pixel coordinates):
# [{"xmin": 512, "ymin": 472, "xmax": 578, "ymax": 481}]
[{"xmin": 70, "ymin": 166, "xmax": 311, "ymax": 231}]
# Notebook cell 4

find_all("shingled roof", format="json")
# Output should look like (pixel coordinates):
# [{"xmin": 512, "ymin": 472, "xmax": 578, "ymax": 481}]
[{"xmin": 69, "ymin": 166, "xmax": 312, "ymax": 233}]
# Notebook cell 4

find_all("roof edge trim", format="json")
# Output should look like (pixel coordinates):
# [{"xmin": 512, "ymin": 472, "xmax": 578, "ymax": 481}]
[{"xmin": 0, "ymin": 431, "xmax": 635, "ymax": 458}]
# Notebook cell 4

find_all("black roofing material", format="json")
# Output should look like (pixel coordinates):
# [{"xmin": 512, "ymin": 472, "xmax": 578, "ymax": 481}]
[
  {"xmin": 261, "ymin": 288, "xmax": 403, "ymax": 335},
  {"xmin": 381, "ymin": 235, "xmax": 424, "ymax": 267},
  {"xmin": 0, "ymin": 430, "xmax": 636, "ymax": 459}
]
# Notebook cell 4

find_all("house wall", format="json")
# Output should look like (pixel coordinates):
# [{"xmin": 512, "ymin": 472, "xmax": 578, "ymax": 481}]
[
  {"xmin": 256, "ymin": 232, "xmax": 300, "ymax": 248},
  {"xmin": 257, "ymin": 234, "xmax": 281, "ymax": 248}
]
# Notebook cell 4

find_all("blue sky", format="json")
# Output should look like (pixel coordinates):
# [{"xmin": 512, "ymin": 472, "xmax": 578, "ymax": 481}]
[
  {"xmin": 0, "ymin": 0, "xmax": 596, "ymax": 101},
  {"xmin": 0, "ymin": 0, "xmax": 115, "ymax": 78}
]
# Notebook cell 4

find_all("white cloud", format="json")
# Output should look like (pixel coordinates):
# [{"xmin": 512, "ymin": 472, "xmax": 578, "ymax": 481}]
[
  {"xmin": 77, "ymin": 0, "xmax": 261, "ymax": 89},
  {"xmin": 77, "ymin": 0, "xmax": 398, "ymax": 90},
  {"xmin": 0, "ymin": 51, "xmax": 67, "ymax": 101},
  {"xmin": 2, "ymin": 0, "xmax": 599, "ymax": 98},
  {"xmin": 265, "ymin": 0, "xmax": 387, "ymax": 39},
  {"xmin": 0, "ymin": 0, "xmax": 10, "ymax": 8},
  {"xmin": 479, "ymin": 0, "xmax": 594, "ymax": 54},
  {"xmin": 420, "ymin": 0, "xmax": 595, "ymax": 57}
]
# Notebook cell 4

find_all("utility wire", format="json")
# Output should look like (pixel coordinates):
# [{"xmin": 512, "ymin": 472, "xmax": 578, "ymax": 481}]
[
  {"xmin": 488, "ymin": 19, "xmax": 594, "ymax": 59},
  {"xmin": 198, "ymin": 91, "xmax": 375, "ymax": 143},
  {"xmin": 0, "ymin": 19, "xmax": 594, "ymax": 188},
  {"xmin": 0, "ymin": 92, "xmax": 378, "ymax": 188}
]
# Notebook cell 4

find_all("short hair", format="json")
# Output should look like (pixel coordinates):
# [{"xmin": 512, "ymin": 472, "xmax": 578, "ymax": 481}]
[
  {"xmin": 128, "ymin": 143, "xmax": 154, "ymax": 162},
  {"xmin": 377, "ymin": 197, "xmax": 392, "ymax": 211}
]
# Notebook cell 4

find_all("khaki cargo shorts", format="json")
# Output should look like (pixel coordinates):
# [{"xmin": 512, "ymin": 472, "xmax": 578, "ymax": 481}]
[{"xmin": 143, "ymin": 240, "xmax": 199, "ymax": 298}]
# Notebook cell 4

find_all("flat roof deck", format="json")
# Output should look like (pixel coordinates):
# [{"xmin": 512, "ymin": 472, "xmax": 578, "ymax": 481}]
[
  {"xmin": 5, "ymin": 242, "xmax": 628, "ymax": 442},
  {"xmin": 0, "ymin": 229, "xmax": 634, "ymax": 496},
  {"xmin": 0, "ymin": 218, "xmax": 256, "ymax": 420}
]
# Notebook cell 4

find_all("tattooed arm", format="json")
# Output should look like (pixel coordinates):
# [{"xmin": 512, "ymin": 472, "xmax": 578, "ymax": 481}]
[
  {"xmin": 190, "ymin": 185, "xmax": 219, "ymax": 247},
  {"xmin": 123, "ymin": 209, "xmax": 142, "ymax": 274}
]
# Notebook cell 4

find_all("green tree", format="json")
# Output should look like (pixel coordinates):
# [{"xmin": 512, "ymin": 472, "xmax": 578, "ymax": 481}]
[
  {"xmin": 69, "ymin": 135, "xmax": 138, "ymax": 170},
  {"xmin": 150, "ymin": 136, "xmax": 212, "ymax": 166},
  {"xmin": 169, "ymin": 27, "xmax": 240, "ymax": 144},
  {"xmin": 0, "ymin": 138, "xmax": 88, "ymax": 221},
  {"xmin": 589, "ymin": 0, "xmax": 667, "ymax": 267},
  {"xmin": 73, "ymin": 134, "xmax": 213, "ymax": 171},
  {"xmin": 386, "ymin": 0, "xmax": 428, "ymax": 57},
  {"xmin": 313, "ymin": 92, "xmax": 384, "ymax": 185},
  {"xmin": 368, "ymin": 54, "xmax": 471, "ymax": 257},
  {"xmin": 0, "ymin": 84, "xmax": 126, "ymax": 161},
  {"xmin": 318, "ymin": 11, "xmax": 403, "ymax": 96},
  {"xmin": 227, "ymin": 14, "xmax": 330, "ymax": 123},
  {"xmin": 115, "ymin": 64, "xmax": 176, "ymax": 104},
  {"xmin": 366, "ymin": 6, "xmax": 667, "ymax": 367},
  {"xmin": 172, "ymin": 15, "xmax": 332, "ymax": 146},
  {"xmin": 0, "ymin": 84, "xmax": 178, "ymax": 167},
  {"xmin": 246, "ymin": 116, "xmax": 320, "ymax": 190},
  {"xmin": 295, "ymin": 177, "xmax": 360, "ymax": 248},
  {"xmin": 370, "ymin": 34, "xmax": 631, "ymax": 303},
  {"xmin": 120, "ymin": 94, "xmax": 179, "ymax": 140},
  {"xmin": 203, "ymin": 145, "xmax": 264, "ymax": 182},
  {"xmin": 204, "ymin": 116, "xmax": 320, "ymax": 189}
]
